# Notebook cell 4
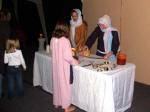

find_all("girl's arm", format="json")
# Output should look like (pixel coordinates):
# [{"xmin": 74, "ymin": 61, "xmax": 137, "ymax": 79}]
[
  {"xmin": 19, "ymin": 50, "xmax": 26, "ymax": 69},
  {"xmin": 64, "ymin": 39, "xmax": 79, "ymax": 66},
  {"xmin": 4, "ymin": 51, "xmax": 8, "ymax": 64}
]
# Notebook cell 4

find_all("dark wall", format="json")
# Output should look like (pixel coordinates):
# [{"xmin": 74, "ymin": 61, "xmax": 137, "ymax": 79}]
[
  {"xmin": 18, "ymin": 0, "xmax": 42, "ymax": 46},
  {"xmin": 2, "ymin": 0, "xmax": 17, "ymax": 27},
  {"xmin": 42, "ymin": 0, "xmax": 82, "ymax": 41},
  {"xmin": 2, "ymin": 0, "xmax": 82, "ymax": 47}
]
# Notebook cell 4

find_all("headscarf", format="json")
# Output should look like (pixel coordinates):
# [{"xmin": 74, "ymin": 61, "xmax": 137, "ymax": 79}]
[
  {"xmin": 98, "ymin": 15, "xmax": 119, "ymax": 60},
  {"xmin": 70, "ymin": 9, "xmax": 83, "ymax": 47}
]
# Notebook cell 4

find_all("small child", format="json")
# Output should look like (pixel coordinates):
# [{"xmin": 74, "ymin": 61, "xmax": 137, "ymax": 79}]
[{"xmin": 4, "ymin": 38, "xmax": 26, "ymax": 100}]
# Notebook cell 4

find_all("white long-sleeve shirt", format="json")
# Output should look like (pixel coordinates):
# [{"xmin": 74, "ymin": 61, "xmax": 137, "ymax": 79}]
[{"xmin": 4, "ymin": 49, "xmax": 26, "ymax": 69}]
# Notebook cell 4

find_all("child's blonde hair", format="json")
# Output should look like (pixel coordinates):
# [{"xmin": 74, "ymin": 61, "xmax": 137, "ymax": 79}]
[{"xmin": 6, "ymin": 38, "xmax": 20, "ymax": 53}]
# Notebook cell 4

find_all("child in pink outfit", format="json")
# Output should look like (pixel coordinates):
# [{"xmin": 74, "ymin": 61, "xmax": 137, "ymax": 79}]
[{"xmin": 50, "ymin": 20, "xmax": 80, "ymax": 112}]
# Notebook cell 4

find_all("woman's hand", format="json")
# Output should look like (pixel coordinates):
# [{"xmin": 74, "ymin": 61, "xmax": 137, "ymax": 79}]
[
  {"xmin": 78, "ymin": 45, "xmax": 88, "ymax": 56},
  {"xmin": 78, "ymin": 51, "xmax": 84, "ymax": 56},
  {"xmin": 82, "ymin": 45, "xmax": 88, "ymax": 51},
  {"xmin": 104, "ymin": 51, "xmax": 113, "ymax": 60}
]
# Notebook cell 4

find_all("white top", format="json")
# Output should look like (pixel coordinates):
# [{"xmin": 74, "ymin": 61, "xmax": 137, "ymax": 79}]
[{"xmin": 4, "ymin": 49, "xmax": 26, "ymax": 69}]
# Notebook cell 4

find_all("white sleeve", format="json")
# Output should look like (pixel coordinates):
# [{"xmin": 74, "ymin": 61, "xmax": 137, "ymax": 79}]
[
  {"xmin": 4, "ymin": 51, "xmax": 8, "ymax": 64},
  {"xmin": 19, "ymin": 50, "xmax": 26, "ymax": 69}
]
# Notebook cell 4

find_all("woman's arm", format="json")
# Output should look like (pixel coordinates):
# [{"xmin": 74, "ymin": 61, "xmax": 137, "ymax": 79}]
[
  {"xmin": 104, "ymin": 51, "xmax": 113, "ymax": 60},
  {"xmin": 85, "ymin": 26, "xmax": 99, "ymax": 49}
]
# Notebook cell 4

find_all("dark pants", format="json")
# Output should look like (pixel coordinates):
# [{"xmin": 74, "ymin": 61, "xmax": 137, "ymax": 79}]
[
  {"xmin": 7, "ymin": 66, "xmax": 24, "ymax": 100},
  {"xmin": 70, "ymin": 65, "xmax": 73, "ymax": 84}
]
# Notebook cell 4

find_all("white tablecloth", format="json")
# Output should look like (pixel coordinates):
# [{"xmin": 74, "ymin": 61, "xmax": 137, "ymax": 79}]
[{"xmin": 33, "ymin": 51, "xmax": 136, "ymax": 112}]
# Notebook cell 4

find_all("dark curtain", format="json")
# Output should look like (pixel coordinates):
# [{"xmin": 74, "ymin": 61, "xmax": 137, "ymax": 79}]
[
  {"xmin": 2, "ymin": 0, "xmax": 82, "ymax": 47},
  {"xmin": 42, "ymin": 0, "xmax": 82, "ymax": 42},
  {"xmin": 18, "ymin": 0, "xmax": 42, "ymax": 47},
  {"xmin": 2, "ymin": 0, "xmax": 17, "ymax": 27}
]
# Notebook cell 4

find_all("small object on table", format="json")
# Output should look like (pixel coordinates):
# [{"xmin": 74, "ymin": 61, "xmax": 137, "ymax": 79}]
[
  {"xmin": 113, "ymin": 64, "xmax": 117, "ymax": 68},
  {"xmin": 38, "ymin": 34, "xmax": 45, "ymax": 51},
  {"xmin": 108, "ymin": 64, "xmax": 116, "ymax": 70},
  {"xmin": 86, "ymin": 56, "xmax": 103, "ymax": 59},
  {"xmin": 104, "ymin": 60, "xmax": 110, "ymax": 65},
  {"xmin": 94, "ymin": 61, "xmax": 117, "ymax": 72},
  {"xmin": 83, "ymin": 47, "xmax": 90, "ymax": 57},
  {"xmin": 92, "ymin": 64, "xmax": 98, "ymax": 69},
  {"xmin": 78, "ymin": 46, "xmax": 90, "ymax": 57},
  {"xmin": 117, "ymin": 54, "xmax": 126, "ymax": 65},
  {"xmin": 104, "ymin": 67, "xmax": 109, "ymax": 71},
  {"xmin": 46, "ymin": 44, "xmax": 50, "ymax": 53},
  {"xmin": 72, "ymin": 48, "xmax": 76, "ymax": 56},
  {"xmin": 82, "ymin": 64, "xmax": 91, "ymax": 67},
  {"xmin": 97, "ymin": 68, "xmax": 102, "ymax": 72},
  {"xmin": 97, "ymin": 66, "xmax": 104, "ymax": 72}
]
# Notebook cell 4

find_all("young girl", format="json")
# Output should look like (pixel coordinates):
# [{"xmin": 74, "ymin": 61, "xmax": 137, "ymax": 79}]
[
  {"xmin": 4, "ymin": 38, "xmax": 26, "ymax": 100},
  {"xmin": 50, "ymin": 20, "xmax": 80, "ymax": 112}
]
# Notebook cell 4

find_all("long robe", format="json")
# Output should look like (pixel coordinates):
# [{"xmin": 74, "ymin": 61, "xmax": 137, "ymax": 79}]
[{"xmin": 50, "ymin": 37, "xmax": 78, "ymax": 109}]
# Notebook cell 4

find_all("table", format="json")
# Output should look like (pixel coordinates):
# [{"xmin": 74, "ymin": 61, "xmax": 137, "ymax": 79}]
[{"xmin": 33, "ymin": 51, "xmax": 136, "ymax": 112}]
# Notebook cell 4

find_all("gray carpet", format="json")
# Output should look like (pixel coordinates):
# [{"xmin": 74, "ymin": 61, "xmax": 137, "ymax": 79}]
[{"xmin": 0, "ymin": 46, "xmax": 150, "ymax": 112}]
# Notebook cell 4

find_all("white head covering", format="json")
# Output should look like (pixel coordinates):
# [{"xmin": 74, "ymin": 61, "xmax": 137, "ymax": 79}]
[
  {"xmin": 98, "ymin": 15, "xmax": 112, "ymax": 27},
  {"xmin": 70, "ymin": 9, "xmax": 83, "ymax": 47},
  {"xmin": 70, "ymin": 9, "xmax": 83, "ymax": 27}
]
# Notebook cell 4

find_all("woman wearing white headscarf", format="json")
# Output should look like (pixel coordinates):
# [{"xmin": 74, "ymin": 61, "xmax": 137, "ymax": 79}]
[
  {"xmin": 69, "ymin": 9, "xmax": 87, "ymax": 51},
  {"xmin": 81, "ymin": 15, "xmax": 120, "ymax": 60}
]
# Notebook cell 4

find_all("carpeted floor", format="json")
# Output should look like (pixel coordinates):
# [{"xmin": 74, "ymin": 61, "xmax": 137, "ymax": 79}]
[{"xmin": 0, "ymin": 46, "xmax": 150, "ymax": 112}]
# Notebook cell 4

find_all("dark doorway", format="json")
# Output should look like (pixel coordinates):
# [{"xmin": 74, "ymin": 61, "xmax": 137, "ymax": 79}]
[
  {"xmin": 18, "ymin": 0, "xmax": 42, "ymax": 48},
  {"xmin": 2, "ymin": 0, "xmax": 17, "ymax": 27},
  {"xmin": 42, "ymin": 0, "xmax": 82, "ymax": 42}
]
